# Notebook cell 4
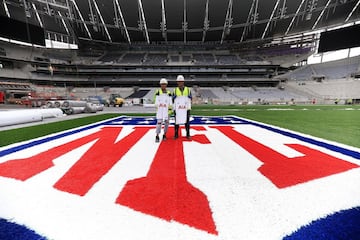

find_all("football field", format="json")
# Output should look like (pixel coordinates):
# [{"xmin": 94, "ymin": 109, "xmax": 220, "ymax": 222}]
[
  {"xmin": 0, "ymin": 105, "xmax": 359, "ymax": 240},
  {"xmin": 1, "ymin": 105, "xmax": 359, "ymax": 148}
]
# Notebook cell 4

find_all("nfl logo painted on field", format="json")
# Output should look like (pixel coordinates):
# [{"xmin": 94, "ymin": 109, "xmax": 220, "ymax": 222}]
[{"xmin": 0, "ymin": 116, "xmax": 359, "ymax": 240}]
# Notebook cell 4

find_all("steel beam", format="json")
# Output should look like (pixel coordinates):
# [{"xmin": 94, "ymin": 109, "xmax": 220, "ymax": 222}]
[
  {"xmin": 261, "ymin": 0, "xmax": 281, "ymax": 39},
  {"xmin": 161, "ymin": 0, "xmax": 167, "ymax": 41},
  {"xmin": 221, "ymin": 0, "xmax": 233, "ymax": 44},
  {"xmin": 280, "ymin": 0, "xmax": 287, "ymax": 18},
  {"xmin": 35, "ymin": 0, "xmax": 68, "ymax": 9},
  {"xmin": 92, "ymin": 0, "xmax": 112, "ymax": 42},
  {"xmin": 312, "ymin": 0, "xmax": 332, "ymax": 30},
  {"xmin": 345, "ymin": 0, "xmax": 360, "ymax": 22},
  {"xmin": 183, "ymin": 0, "xmax": 187, "ymax": 43},
  {"xmin": 58, "ymin": 11, "xmax": 70, "ymax": 35},
  {"xmin": 202, "ymin": 0, "xmax": 210, "ymax": 42},
  {"xmin": 138, "ymin": 0, "xmax": 150, "ymax": 43},
  {"xmin": 3, "ymin": 0, "xmax": 10, "ymax": 17},
  {"xmin": 114, "ymin": 0, "xmax": 131, "ymax": 43},
  {"xmin": 32, "ymin": 3, "xmax": 43, "ymax": 27},
  {"xmin": 285, "ymin": 0, "xmax": 306, "ymax": 35},
  {"xmin": 240, "ymin": 0, "xmax": 256, "ymax": 42},
  {"xmin": 71, "ymin": 0, "xmax": 92, "ymax": 39}
]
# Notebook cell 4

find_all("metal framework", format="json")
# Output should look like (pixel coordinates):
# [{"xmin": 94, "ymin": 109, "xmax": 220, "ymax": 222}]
[
  {"xmin": 71, "ymin": 0, "xmax": 92, "ymax": 39},
  {"xmin": 160, "ymin": 0, "xmax": 167, "ymax": 42},
  {"xmin": 221, "ymin": 0, "xmax": 233, "ymax": 44},
  {"xmin": 182, "ymin": 0, "xmax": 188, "ymax": 43},
  {"xmin": 285, "ymin": 0, "xmax": 306, "ymax": 35},
  {"xmin": 279, "ymin": 0, "xmax": 287, "ymax": 19},
  {"xmin": 3, "ymin": 0, "xmax": 10, "ymax": 17},
  {"xmin": 137, "ymin": 0, "xmax": 150, "ymax": 44},
  {"xmin": 240, "ymin": 0, "xmax": 258, "ymax": 42},
  {"xmin": 261, "ymin": 0, "xmax": 281, "ymax": 39},
  {"xmin": 202, "ymin": 0, "xmax": 210, "ymax": 42},
  {"xmin": 92, "ymin": 0, "xmax": 112, "ymax": 42},
  {"xmin": 312, "ymin": 0, "xmax": 332, "ymax": 30},
  {"xmin": 58, "ymin": 11, "xmax": 70, "ymax": 36},
  {"xmin": 114, "ymin": 0, "xmax": 131, "ymax": 43},
  {"xmin": 3, "ymin": 0, "xmax": 358, "ymax": 44},
  {"xmin": 345, "ymin": 0, "xmax": 360, "ymax": 22},
  {"xmin": 32, "ymin": 2, "xmax": 43, "ymax": 27}
]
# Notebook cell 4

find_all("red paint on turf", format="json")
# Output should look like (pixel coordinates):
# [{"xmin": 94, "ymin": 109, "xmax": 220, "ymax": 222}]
[
  {"xmin": 212, "ymin": 126, "xmax": 359, "ymax": 188},
  {"xmin": 116, "ymin": 127, "xmax": 218, "ymax": 235},
  {"xmin": 0, "ymin": 127, "xmax": 152, "ymax": 196},
  {"xmin": 54, "ymin": 127, "xmax": 151, "ymax": 196}
]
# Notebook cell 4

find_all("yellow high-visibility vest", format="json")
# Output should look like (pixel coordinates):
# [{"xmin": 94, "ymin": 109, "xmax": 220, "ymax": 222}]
[
  {"xmin": 154, "ymin": 89, "xmax": 172, "ymax": 102},
  {"xmin": 174, "ymin": 87, "xmax": 191, "ymax": 97}
]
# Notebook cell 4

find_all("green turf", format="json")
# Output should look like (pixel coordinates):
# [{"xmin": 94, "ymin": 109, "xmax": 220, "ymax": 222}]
[
  {"xmin": 0, "ymin": 105, "xmax": 359, "ymax": 148},
  {"xmin": 191, "ymin": 105, "xmax": 360, "ymax": 148},
  {"xmin": 0, "ymin": 114, "xmax": 120, "ymax": 147}
]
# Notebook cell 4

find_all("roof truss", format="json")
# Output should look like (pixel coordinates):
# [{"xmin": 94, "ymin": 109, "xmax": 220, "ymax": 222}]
[
  {"xmin": 137, "ymin": 0, "xmax": 150, "ymax": 44},
  {"xmin": 114, "ymin": 0, "xmax": 131, "ymax": 43},
  {"xmin": 221, "ymin": 0, "xmax": 233, "ymax": 44},
  {"xmin": 160, "ymin": 0, "xmax": 167, "ymax": 42},
  {"xmin": 202, "ymin": 0, "xmax": 210, "ymax": 42}
]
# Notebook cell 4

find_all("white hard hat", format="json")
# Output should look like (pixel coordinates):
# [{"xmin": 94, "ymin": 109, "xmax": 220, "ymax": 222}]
[
  {"xmin": 159, "ymin": 78, "xmax": 168, "ymax": 84},
  {"xmin": 176, "ymin": 75, "xmax": 185, "ymax": 82}
]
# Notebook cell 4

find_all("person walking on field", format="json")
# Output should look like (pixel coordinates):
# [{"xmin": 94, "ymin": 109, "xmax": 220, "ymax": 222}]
[
  {"xmin": 173, "ymin": 75, "xmax": 192, "ymax": 139},
  {"xmin": 154, "ymin": 78, "xmax": 172, "ymax": 142}
]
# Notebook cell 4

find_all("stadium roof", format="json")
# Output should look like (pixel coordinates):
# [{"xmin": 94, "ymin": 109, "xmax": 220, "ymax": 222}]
[{"xmin": 1, "ymin": 0, "xmax": 360, "ymax": 45}]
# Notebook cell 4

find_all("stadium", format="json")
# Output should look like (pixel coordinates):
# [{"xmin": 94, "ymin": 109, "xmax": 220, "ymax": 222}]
[{"xmin": 0, "ymin": 0, "xmax": 360, "ymax": 239}]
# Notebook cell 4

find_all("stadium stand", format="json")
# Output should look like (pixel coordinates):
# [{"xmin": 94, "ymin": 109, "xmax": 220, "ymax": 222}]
[
  {"xmin": 119, "ymin": 53, "xmax": 146, "ymax": 64},
  {"xmin": 143, "ymin": 53, "xmax": 168, "ymax": 65},
  {"xmin": 284, "ymin": 55, "xmax": 360, "ymax": 81},
  {"xmin": 287, "ymin": 79, "xmax": 360, "ymax": 100},
  {"xmin": 99, "ymin": 52, "xmax": 123, "ymax": 63},
  {"xmin": 197, "ymin": 89, "xmax": 218, "ymax": 100},
  {"xmin": 215, "ymin": 54, "xmax": 240, "ymax": 65},
  {"xmin": 192, "ymin": 53, "xmax": 216, "ymax": 65}
]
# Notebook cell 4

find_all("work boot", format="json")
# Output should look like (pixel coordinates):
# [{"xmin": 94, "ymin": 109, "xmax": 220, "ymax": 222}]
[
  {"xmin": 155, "ymin": 135, "xmax": 160, "ymax": 143},
  {"xmin": 174, "ymin": 125, "xmax": 179, "ymax": 139},
  {"xmin": 186, "ymin": 129, "xmax": 191, "ymax": 140}
]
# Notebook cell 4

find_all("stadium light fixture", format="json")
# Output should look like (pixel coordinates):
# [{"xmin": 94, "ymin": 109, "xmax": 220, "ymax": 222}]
[
  {"xmin": 183, "ymin": 0, "xmax": 188, "ymax": 43},
  {"xmin": 345, "ymin": 0, "xmax": 360, "ymax": 22},
  {"xmin": 160, "ymin": 0, "xmax": 167, "ymax": 42},
  {"xmin": 280, "ymin": 0, "xmax": 287, "ymax": 19},
  {"xmin": 22, "ymin": 0, "xmax": 31, "ymax": 18},
  {"xmin": 202, "ymin": 0, "xmax": 210, "ymax": 42},
  {"xmin": 221, "ymin": 0, "xmax": 233, "ymax": 44},
  {"xmin": 261, "ymin": 0, "xmax": 281, "ymax": 39}
]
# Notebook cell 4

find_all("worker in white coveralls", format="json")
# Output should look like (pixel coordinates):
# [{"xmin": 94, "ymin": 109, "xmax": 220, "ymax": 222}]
[
  {"xmin": 154, "ymin": 78, "xmax": 172, "ymax": 142},
  {"xmin": 173, "ymin": 75, "xmax": 192, "ymax": 139}
]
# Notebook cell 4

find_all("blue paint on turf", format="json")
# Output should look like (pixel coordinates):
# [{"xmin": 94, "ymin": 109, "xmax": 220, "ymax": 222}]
[
  {"xmin": 0, "ymin": 218, "xmax": 46, "ymax": 240},
  {"xmin": 284, "ymin": 207, "xmax": 360, "ymax": 240}
]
